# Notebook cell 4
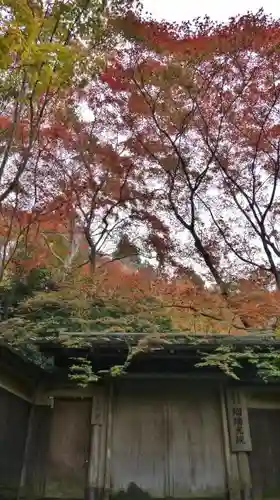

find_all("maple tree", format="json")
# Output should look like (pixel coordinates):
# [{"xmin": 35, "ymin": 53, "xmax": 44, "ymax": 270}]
[
  {"xmin": 0, "ymin": 0, "xmax": 145, "ymax": 278},
  {"xmin": 36, "ymin": 97, "xmax": 143, "ymax": 273},
  {"xmin": 2, "ymin": 6, "xmax": 280, "ymax": 386},
  {"xmin": 2, "ymin": 9, "xmax": 280, "ymax": 331},
  {"xmin": 97, "ymin": 10, "xmax": 280, "ymax": 330},
  {"xmin": 0, "ymin": 0, "xmax": 101, "ymax": 200},
  {"xmin": 0, "ymin": 0, "xmax": 144, "ymax": 206}
]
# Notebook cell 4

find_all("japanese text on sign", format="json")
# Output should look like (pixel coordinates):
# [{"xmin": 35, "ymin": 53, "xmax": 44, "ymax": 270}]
[{"xmin": 226, "ymin": 389, "xmax": 252, "ymax": 452}]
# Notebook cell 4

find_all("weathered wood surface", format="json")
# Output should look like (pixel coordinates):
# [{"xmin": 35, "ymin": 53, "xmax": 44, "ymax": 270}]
[
  {"xmin": 249, "ymin": 408, "xmax": 280, "ymax": 499},
  {"xmin": 45, "ymin": 398, "xmax": 91, "ymax": 499},
  {"xmin": 87, "ymin": 385, "xmax": 108, "ymax": 500},
  {"xmin": 0, "ymin": 387, "xmax": 30, "ymax": 498},
  {"xmin": 167, "ymin": 384, "xmax": 226, "ymax": 498},
  {"xmin": 111, "ymin": 381, "xmax": 167, "ymax": 498},
  {"xmin": 110, "ymin": 380, "xmax": 226, "ymax": 499},
  {"xmin": 220, "ymin": 389, "xmax": 241, "ymax": 500},
  {"xmin": 23, "ymin": 405, "xmax": 52, "ymax": 499}
]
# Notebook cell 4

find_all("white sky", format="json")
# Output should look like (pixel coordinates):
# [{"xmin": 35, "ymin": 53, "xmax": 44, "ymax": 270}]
[{"xmin": 142, "ymin": 0, "xmax": 280, "ymax": 23}]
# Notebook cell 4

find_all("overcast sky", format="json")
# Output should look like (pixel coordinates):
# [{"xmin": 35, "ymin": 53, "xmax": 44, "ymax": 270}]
[{"xmin": 142, "ymin": 0, "xmax": 280, "ymax": 23}]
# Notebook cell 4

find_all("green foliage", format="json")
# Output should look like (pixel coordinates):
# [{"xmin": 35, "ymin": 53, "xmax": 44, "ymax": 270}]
[
  {"xmin": 196, "ymin": 344, "xmax": 280, "ymax": 381},
  {"xmin": 69, "ymin": 357, "xmax": 98, "ymax": 387},
  {"xmin": 4, "ymin": 287, "xmax": 174, "ymax": 335},
  {"xmin": 0, "ymin": 267, "xmax": 176, "ymax": 383},
  {"xmin": 0, "ymin": 266, "xmax": 52, "ymax": 319},
  {"xmin": 1, "ymin": 264, "xmax": 280, "ymax": 386},
  {"xmin": 0, "ymin": 0, "xmax": 108, "ymax": 97},
  {"xmin": 196, "ymin": 345, "xmax": 244, "ymax": 379},
  {"xmin": 2, "ymin": 267, "xmax": 280, "ymax": 385}
]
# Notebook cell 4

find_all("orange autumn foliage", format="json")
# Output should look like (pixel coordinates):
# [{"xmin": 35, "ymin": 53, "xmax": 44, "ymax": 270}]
[
  {"xmin": 69, "ymin": 260, "xmax": 280, "ymax": 334},
  {"xmin": 1, "ymin": 202, "xmax": 280, "ymax": 333},
  {"xmin": 113, "ymin": 10, "xmax": 280, "ymax": 57}
]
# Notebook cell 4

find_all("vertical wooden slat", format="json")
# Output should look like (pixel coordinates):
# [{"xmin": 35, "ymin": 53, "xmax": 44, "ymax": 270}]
[
  {"xmin": 18, "ymin": 405, "xmax": 35, "ymax": 499},
  {"xmin": 45, "ymin": 398, "xmax": 91, "ymax": 499},
  {"xmin": 110, "ymin": 380, "xmax": 166, "ymax": 498},
  {"xmin": 104, "ymin": 383, "xmax": 113, "ymax": 500},
  {"xmin": 167, "ymin": 383, "xmax": 226, "ymax": 498},
  {"xmin": 248, "ymin": 408, "xmax": 280, "ymax": 498},
  {"xmin": 0, "ymin": 388, "xmax": 30, "ymax": 499},
  {"xmin": 163, "ymin": 399, "xmax": 170, "ymax": 499},
  {"xmin": 87, "ymin": 427, "xmax": 100, "ymax": 498},
  {"xmin": 226, "ymin": 388, "xmax": 252, "ymax": 500},
  {"xmin": 231, "ymin": 455, "xmax": 242, "ymax": 500},
  {"xmin": 87, "ymin": 385, "xmax": 108, "ymax": 500},
  {"xmin": 23, "ymin": 403, "xmax": 52, "ymax": 499},
  {"xmin": 220, "ymin": 387, "xmax": 241, "ymax": 500},
  {"xmin": 237, "ymin": 452, "xmax": 252, "ymax": 500}
]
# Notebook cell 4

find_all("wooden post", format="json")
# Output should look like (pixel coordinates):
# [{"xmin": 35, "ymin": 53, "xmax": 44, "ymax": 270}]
[
  {"xmin": 87, "ymin": 385, "xmax": 108, "ymax": 500},
  {"xmin": 17, "ymin": 404, "xmax": 35, "ymax": 500},
  {"xmin": 226, "ymin": 388, "xmax": 252, "ymax": 500},
  {"xmin": 237, "ymin": 452, "xmax": 252, "ymax": 500},
  {"xmin": 104, "ymin": 382, "xmax": 113, "ymax": 500},
  {"xmin": 220, "ymin": 387, "xmax": 241, "ymax": 500},
  {"xmin": 18, "ymin": 393, "xmax": 53, "ymax": 500}
]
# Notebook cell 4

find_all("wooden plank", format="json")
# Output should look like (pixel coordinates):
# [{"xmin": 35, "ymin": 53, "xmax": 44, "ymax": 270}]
[
  {"xmin": 104, "ymin": 384, "xmax": 113, "ymax": 500},
  {"xmin": 249, "ymin": 408, "xmax": 280, "ymax": 499},
  {"xmin": 237, "ymin": 452, "xmax": 252, "ymax": 500},
  {"xmin": 220, "ymin": 388, "xmax": 241, "ymax": 500},
  {"xmin": 0, "ymin": 387, "xmax": 30, "ymax": 499},
  {"xmin": 23, "ymin": 404, "xmax": 52, "ymax": 499},
  {"xmin": 246, "ymin": 389, "xmax": 280, "ymax": 409},
  {"xmin": 45, "ymin": 398, "xmax": 91, "ymax": 499},
  {"xmin": 110, "ymin": 380, "xmax": 227, "ymax": 499},
  {"xmin": 0, "ymin": 373, "xmax": 33, "ymax": 402},
  {"xmin": 163, "ymin": 401, "xmax": 170, "ymax": 498},
  {"xmin": 230, "ymin": 455, "xmax": 241, "ymax": 500},
  {"xmin": 226, "ymin": 389, "xmax": 252, "ymax": 452},
  {"xmin": 167, "ymin": 383, "xmax": 226, "ymax": 499},
  {"xmin": 41, "ymin": 387, "xmax": 95, "ymax": 399},
  {"xmin": 91, "ymin": 388, "xmax": 104, "ymax": 425},
  {"xmin": 87, "ymin": 386, "xmax": 107, "ymax": 500},
  {"xmin": 110, "ymin": 380, "xmax": 167, "ymax": 498},
  {"xmin": 248, "ymin": 400, "xmax": 280, "ymax": 409},
  {"xmin": 18, "ymin": 405, "xmax": 36, "ymax": 499}
]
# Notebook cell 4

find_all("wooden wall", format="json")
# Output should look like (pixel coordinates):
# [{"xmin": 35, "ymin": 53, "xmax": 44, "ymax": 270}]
[
  {"xmin": 110, "ymin": 381, "xmax": 167, "ymax": 499},
  {"xmin": 46, "ymin": 398, "xmax": 91, "ymax": 498},
  {"xmin": 110, "ymin": 381, "xmax": 226, "ymax": 499},
  {"xmin": 249, "ymin": 408, "xmax": 280, "ymax": 499},
  {"xmin": 246, "ymin": 390, "xmax": 280, "ymax": 500},
  {"xmin": 24, "ymin": 404, "xmax": 52, "ymax": 499},
  {"xmin": 22, "ymin": 381, "xmax": 227, "ymax": 500},
  {"xmin": 3, "ymin": 372, "xmax": 280, "ymax": 500},
  {"xmin": 0, "ymin": 387, "xmax": 30, "ymax": 499}
]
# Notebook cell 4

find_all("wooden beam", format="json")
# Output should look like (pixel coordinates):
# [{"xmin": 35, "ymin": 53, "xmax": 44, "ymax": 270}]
[
  {"xmin": 0, "ymin": 372, "xmax": 33, "ymax": 402},
  {"xmin": 220, "ymin": 387, "xmax": 241, "ymax": 500}
]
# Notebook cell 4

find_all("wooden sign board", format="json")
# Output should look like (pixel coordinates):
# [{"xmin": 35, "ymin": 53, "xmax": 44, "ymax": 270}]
[{"xmin": 226, "ymin": 389, "xmax": 252, "ymax": 452}]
